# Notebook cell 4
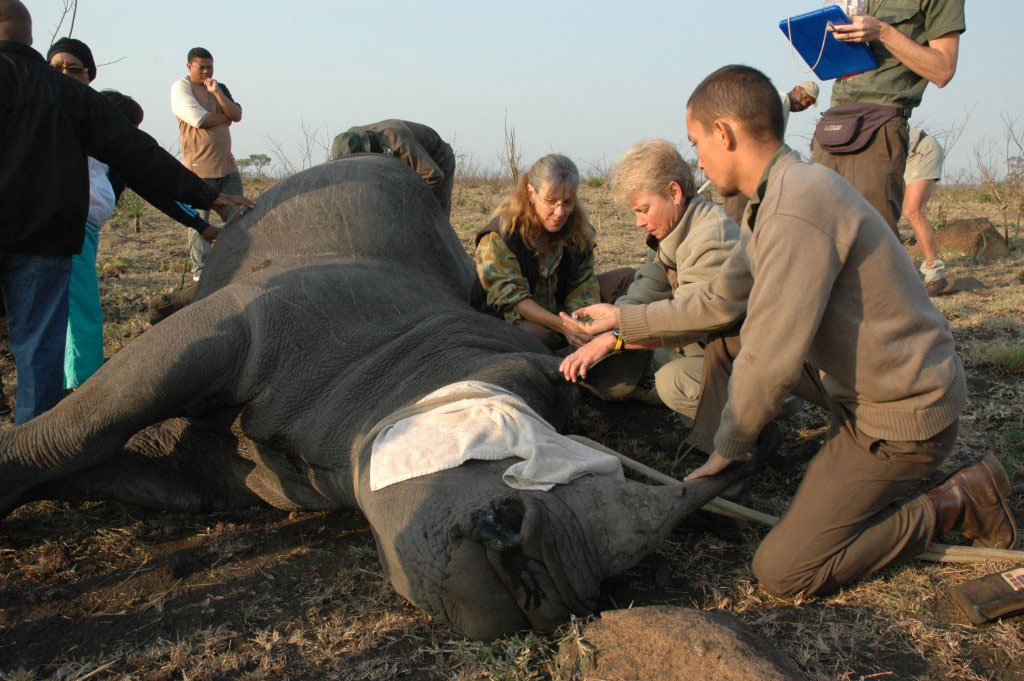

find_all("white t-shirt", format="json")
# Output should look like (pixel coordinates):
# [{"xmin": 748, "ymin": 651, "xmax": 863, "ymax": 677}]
[{"xmin": 87, "ymin": 157, "xmax": 116, "ymax": 229}]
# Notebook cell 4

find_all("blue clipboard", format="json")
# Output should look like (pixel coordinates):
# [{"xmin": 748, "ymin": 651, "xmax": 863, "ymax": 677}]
[{"xmin": 779, "ymin": 5, "xmax": 879, "ymax": 81}]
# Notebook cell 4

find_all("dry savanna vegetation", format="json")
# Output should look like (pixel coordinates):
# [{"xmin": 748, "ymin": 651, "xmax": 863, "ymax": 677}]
[{"xmin": 0, "ymin": 167, "xmax": 1022, "ymax": 681}]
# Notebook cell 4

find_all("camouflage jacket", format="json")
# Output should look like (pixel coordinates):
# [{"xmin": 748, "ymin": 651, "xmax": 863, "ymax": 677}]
[{"xmin": 474, "ymin": 231, "xmax": 600, "ymax": 324}]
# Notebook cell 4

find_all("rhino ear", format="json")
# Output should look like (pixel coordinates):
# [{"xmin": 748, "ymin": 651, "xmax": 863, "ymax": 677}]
[{"xmin": 470, "ymin": 496, "xmax": 525, "ymax": 551}]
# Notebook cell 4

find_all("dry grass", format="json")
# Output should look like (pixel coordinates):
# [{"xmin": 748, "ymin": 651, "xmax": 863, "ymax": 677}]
[{"xmin": 1, "ymin": 177, "xmax": 1022, "ymax": 680}]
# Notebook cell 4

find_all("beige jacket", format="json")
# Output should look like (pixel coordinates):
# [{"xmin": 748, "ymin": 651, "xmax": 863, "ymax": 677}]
[
  {"xmin": 615, "ymin": 196, "xmax": 739, "ymax": 348},
  {"xmin": 620, "ymin": 150, "xmax": 965, "ymax": 458}
]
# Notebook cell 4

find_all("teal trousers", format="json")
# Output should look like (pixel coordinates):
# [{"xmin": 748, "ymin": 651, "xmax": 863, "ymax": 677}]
[{"xmin": 64, "ymin": 222, "xmax": 103, "ymax": 390}]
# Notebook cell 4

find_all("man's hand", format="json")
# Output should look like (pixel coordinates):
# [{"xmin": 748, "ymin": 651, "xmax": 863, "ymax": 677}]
[
  {"xmin": 560, "ymin": 333, "xmax": 616, "ymax": 382},
  {"xmin": 830, "ymin": 14, "xmax": 883, "ymax": 43},
  {"xmin": 560, "ymin": 303, "xmax": 621, "ymax": 335},
  {"xmin": 200, "ymin": 224, "xmax": 220, "ymax": 244},
  {"xmin": 684, "ymin": 450, "xmax": 751, "ymax": 481},
  {"xmin": 564, "ymin": 329, "xmax": 593, "ymax": 348},
  {"xmin": 203, "ymin": 78, "xmax": 221, "ymax": 95},
  {"xmin": 210, "ymin": 193, "xmax": 255, "ymax": 222}
]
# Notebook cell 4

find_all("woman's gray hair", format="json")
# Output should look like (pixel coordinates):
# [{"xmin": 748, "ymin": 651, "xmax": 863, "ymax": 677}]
[
  {"xmin": 612, "ymin": 139, "xmax": 696, "ymax": 205},
  {"xmin": 524, "ymin": 153, "xmax": 580, "ymax": 194}
]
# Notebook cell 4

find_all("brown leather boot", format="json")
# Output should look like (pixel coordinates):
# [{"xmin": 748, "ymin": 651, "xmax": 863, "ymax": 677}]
[{"xmin": 926, "ymin": 454, "xmax": 1018, "ymax": 549}]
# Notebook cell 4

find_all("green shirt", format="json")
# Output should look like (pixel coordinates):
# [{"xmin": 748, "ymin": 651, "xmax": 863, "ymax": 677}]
[
  {"xmin": 474, "ymin": 232, "xmax": 600, "ymax": 325},
  {"xmin": 745, "ymin": 144, "xmax": 792, "ymax": 231},
  {"xmin": 831, "ymin": 0, "xmax": 965, "ymax": 110}
]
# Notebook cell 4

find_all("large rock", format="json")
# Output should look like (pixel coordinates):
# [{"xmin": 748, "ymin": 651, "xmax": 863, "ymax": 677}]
[
  {"xmin": 556, "ymin": 605, "xmax": 802, "ymax": 681},
  {"xmin": 908, "ymin": 217, "xmax": 1010, "ymax": 262}
]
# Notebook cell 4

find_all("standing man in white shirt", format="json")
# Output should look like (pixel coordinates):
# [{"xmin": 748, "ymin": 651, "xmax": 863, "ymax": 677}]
[{"xmin": 170, "ymin": 47, "xmax": 244, "ymax": 281}]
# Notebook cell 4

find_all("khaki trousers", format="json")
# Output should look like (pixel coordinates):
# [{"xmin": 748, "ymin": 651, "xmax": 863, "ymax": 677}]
[
  {"xmin": 651, "ymin": 346, "xmax": 704, "ymax": 424},
  {"xmin": 687, "ymin": 324, "xmax": 957, "ymax": 597},
  {"xmin": 811, "ymin": 116, "xmax": 909, "ymax": 236}
]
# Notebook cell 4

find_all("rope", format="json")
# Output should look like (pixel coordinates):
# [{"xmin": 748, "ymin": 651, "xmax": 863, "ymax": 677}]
[
  {"xmin": 787, "ymin": 14, "xmax": 831, "ymax": 75},
  {"xmin": 569, "ymin": 435, "xmax": 1024, "ymax": 565},
  {"xmin": 360, "ymin": 396, "xmax": 1023, "ymax": 566}
]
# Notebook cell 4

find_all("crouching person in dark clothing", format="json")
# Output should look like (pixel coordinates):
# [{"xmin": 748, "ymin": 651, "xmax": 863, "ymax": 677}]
[
  {"xmin": 331, "ymin": 119, "xmax": 456, "ymax": 216},
  {"xmin": 0, "ymin": 0, "xmax": 252, "ymax": 424}
]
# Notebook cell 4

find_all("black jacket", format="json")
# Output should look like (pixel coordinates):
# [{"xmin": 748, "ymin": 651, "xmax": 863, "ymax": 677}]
[
  {"xmin": 0, "ymin": 41, "xmax": 218, "ymax": 256},
  {"xmin": 106, "ymin": 169, "xmax": 211, "ymax": 234}
]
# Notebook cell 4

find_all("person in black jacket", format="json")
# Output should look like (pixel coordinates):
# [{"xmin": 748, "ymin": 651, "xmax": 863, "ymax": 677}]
[{"xmin": 0, "ymin": 0, "xmax": 252, "ymax": 424}]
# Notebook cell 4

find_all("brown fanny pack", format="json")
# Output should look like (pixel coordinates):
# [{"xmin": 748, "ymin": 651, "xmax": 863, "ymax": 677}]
[{"xmin": 814, "ymin": 103, "xmax": 904, "ymax": 154}]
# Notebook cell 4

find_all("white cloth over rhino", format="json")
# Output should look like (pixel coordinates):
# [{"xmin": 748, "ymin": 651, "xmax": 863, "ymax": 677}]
[{"xmin": 370, "ymin": 381, "xmax": 624, "ymax": 491}]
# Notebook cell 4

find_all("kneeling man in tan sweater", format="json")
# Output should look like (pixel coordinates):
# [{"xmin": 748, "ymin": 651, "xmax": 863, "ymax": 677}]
[{"xmin": 560, "ymin": 65, "xmax": 1017, "ymax": 598}]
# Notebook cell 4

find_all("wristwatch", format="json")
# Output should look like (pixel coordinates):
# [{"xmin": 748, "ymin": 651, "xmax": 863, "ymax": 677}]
[{"xmin": 611, "ymin": 329, "xmax": 624, "ymax": 352}]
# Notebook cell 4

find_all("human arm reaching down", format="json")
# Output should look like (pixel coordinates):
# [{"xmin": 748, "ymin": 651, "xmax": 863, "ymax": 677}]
[{"xmin": 687, "ymin": 216, "xmax": 843, "ymax": 480}]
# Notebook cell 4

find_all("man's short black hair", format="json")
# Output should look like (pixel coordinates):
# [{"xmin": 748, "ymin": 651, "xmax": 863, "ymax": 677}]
[
  {"xmin": 187, "ymin": 47, "xmax": 213, "ymax": 62},
  {"xmin": 687, "ymin": 65, "xmax": 785, "ymax": 143},
  {"xmin": 101, "ymin": 89, "xmax": 144, "ymax": 127}
]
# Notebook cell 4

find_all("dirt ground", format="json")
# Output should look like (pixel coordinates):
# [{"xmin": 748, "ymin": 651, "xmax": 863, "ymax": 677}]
[{"xmin": 1, "ymin": 175, "xmax": 1022, "ymax": 681}]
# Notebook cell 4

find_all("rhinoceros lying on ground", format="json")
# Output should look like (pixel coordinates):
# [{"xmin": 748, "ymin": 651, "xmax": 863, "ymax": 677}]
[{"xmin": 0, "ymin": 156, "xmax": 746, "ymax": 639}]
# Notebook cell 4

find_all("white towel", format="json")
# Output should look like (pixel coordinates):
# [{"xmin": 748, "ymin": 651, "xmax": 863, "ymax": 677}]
[{"xmin": 369, "ymin": 381, "xmax": 623, "ymax": 492}]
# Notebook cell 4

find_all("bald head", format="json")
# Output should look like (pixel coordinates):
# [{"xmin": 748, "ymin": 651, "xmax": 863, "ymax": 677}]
[{"xmin": 0, "ymin": 0, "xmax": 32, "ymax": 44}]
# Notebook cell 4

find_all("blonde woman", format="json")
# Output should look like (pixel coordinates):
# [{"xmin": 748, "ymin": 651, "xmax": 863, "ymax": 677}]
[
  {"xmin": 473, "ymin": 154, "xmax": 633, "ymax": 350},
  {"xmin": 561, "ymin": 140, "xmax": 740, "ymax": 423}
]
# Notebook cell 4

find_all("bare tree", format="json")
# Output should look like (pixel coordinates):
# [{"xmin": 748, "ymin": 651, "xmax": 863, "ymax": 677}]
[
  {"xmin": 930, "ymin": 105, "xmax": 973, "ymax": 160},
  {"xmin": 265, "ymin": 120, "xmax": 330, "ymax": 177},
  {"xmin": 49, "ymin": 0, "xmax": 78, "ymax": 46},
  {"xmin": 972, "ymin": 114, "xmax": 1024, "ymax": 244},
  {"xmin": 498, "ymin": 111, "xmax": 523, "ymax": 182},
  {"xmin": 582, "ymin": 155, "xmax": 612, "ymax": 188}
]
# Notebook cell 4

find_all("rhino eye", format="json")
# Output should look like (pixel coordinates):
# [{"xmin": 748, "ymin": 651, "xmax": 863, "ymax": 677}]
[
  {"xmin": 495, "ymin": 496, "xmax": 525, "ymax": 532},
  {"xmin": 470, "ymin": 497, "xmax": 526, "ymax": 551}
]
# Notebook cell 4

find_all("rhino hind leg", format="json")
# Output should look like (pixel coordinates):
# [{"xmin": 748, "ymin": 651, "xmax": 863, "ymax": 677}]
[
  {"xmin": 23, "ymin": 418, "xmax": 262, "ymax": 513},
  {"xmin": 0, "ymin": 291, "xmax": 255, "ymax": 518}
]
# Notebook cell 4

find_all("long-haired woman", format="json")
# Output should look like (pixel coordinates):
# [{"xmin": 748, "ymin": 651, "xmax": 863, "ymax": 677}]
[{"xmin": 473, "ymin": 153, "xmax": 632, "ymax": 350}]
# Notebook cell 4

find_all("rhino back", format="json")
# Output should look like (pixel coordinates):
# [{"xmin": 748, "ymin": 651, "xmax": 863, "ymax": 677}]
[{"xmin": 197, "ymin": 155, "xmax": 475, "ymax": 301}]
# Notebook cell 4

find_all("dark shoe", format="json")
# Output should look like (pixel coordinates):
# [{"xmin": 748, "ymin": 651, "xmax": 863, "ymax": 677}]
[
  {"xmin": 926, "ymin": 454, "xmax": 1018, "ymax": 550},
  {"xmin": 925, "ymin": 276, "xmax": 956, "ymax": 297}
]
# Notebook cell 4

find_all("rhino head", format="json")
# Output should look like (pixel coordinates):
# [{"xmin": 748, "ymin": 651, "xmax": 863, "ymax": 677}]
[{"xmin": 361, "ymin": 460, "xmax": 747, "ymax": 640}]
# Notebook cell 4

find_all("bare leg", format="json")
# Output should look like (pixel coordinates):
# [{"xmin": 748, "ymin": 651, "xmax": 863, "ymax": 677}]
[
  {"xmin": 902, "ymin": 180, "xmax": 952, "ymax": 295},
  {"xmin": 902, "ymin": 180, "xmax": 939, "ymax": 261}
]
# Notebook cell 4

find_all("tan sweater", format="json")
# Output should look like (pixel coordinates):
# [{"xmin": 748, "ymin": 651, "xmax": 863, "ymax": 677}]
[
  {"xmin": 615, "ymin": 196, "xmax": 739, "ymax": 348},
  {"xmin": 620, "ymin": 150, "xmax": 966, "ymax": 459}
]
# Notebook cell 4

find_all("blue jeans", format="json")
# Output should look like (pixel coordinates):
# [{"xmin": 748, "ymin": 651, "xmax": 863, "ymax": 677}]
[{"xmin": 0, "ymin": 254, "xmax": 72, "ymax": 424}]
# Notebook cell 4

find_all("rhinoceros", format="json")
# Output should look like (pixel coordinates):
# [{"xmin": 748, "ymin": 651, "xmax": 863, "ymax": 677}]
[{"xmin": 0, "ymin": 156, "xmax": 746, "ymax": 640}]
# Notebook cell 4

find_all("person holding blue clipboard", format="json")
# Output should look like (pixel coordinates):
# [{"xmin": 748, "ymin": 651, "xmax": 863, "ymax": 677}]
[{"xmin": 809, "ymin": 1, "xmax": 965, "ymax": 255}]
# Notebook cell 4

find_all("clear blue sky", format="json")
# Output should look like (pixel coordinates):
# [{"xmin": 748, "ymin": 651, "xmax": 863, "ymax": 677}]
[{"xmin": 23, "ymin": 0, "xmax": 1021, "ymax": 178}]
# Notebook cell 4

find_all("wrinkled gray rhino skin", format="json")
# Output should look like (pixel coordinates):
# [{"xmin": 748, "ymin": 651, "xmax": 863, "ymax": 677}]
[{"xmin": 0, "ymin": 156, "xmax": 747, "ymax": 639}]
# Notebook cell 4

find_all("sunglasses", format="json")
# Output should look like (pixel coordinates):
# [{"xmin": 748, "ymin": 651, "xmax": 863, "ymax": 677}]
[{"xmin": 52, "ymin": 62, "xmax": 86, "ymax": 75}]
